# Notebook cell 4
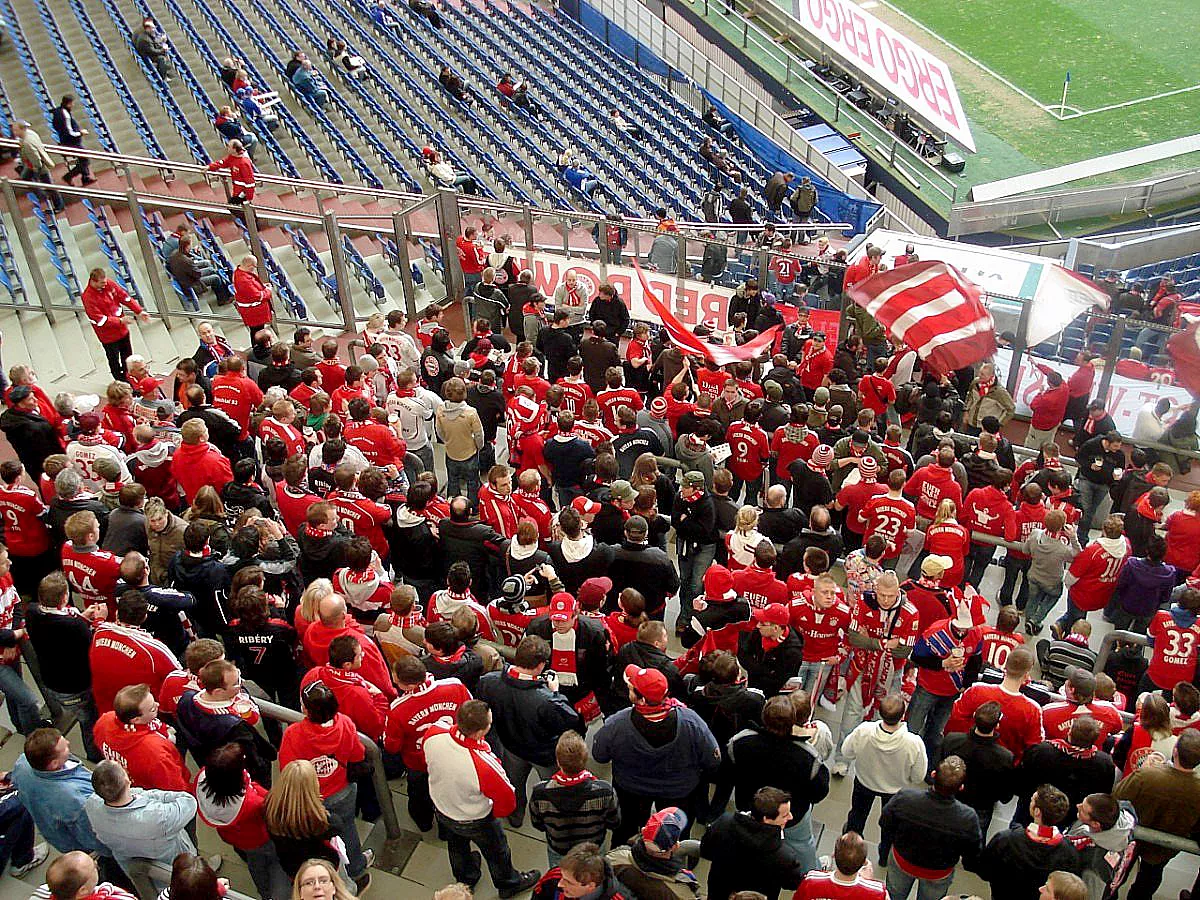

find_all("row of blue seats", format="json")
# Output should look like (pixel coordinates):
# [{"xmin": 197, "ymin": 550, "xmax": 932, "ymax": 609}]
[
  {"xmin": 81, "ymin": 199, "xmax": 148, "ymax": 309},
  {"xmin": 34, "ymin": 0, "xmax": 119, "ymax": 155},
  {"xmin": 29, "ymin": 195, "xmax": 81, "ymax": 302},
  {"xmin": 1126, "ymin": 254, "xmax": 1200, "ymax": 281}
]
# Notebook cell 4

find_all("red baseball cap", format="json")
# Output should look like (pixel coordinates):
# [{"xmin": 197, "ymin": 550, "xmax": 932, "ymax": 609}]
[
  {"xmin": 571, "ymin": 496, "xmax": 601, "ymax": 516},
  {"xmin": 753, "ymin": 603, "xmax": 790, "ymax": 627},
  {"xmin": 624, "ymin": 664, "xmax": 669, "ymax": 703},
  {"xmin": 549, "ymin": 592, "xmax": 578, "ymax": 623},
  {"xmin": 577, "ymin": 577, "xmax": 613, "ymax": 610}
]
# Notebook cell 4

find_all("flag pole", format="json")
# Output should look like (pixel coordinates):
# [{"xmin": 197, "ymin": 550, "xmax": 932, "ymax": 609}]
[{"xmin": 1059, "ymin": 71, "xmax": 1071, "ymax": 115}]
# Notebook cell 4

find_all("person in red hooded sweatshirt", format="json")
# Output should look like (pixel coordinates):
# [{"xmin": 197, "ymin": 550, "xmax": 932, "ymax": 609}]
[
  {"xmin": 299, "ymin": 633, "xmax": 390, "ymax": 740},
  {"xmin": 999, "ymin": 482, "xmax": 1048, "ymax": 610},
  {"xmin": 904, "ymin": 446, "xmax": 963, "ymax": 520},
  {"xmin": 92, "ymin": 682, "xmax": 191, "ymax": 792},
  {"xmin": 231, "ymin": 255, "xmax": 273, "ymax": 344},
  {"xmin": 127, "ymin": 423, "xmax": 179, "ymax": 508},
  {"xmin": 211, "ymin": 356, "xmax": 262, "ymax": 446},
  {"xmin": 731, "ymin": 541, "xmax": 788, "ymax": 609},
  {"xmin": 858, "ymin": 358, "xmax": 898, "ymax": 425},
  {"xmin": 81, "ymin": 267, "xmax": 150, "ymax": 382},
  {"xmin": 343, "ymin": 398, "xmax": 406, "ymax": 474},
  {"xmin": 99, "ymin": 382, "xmax": 137, "ymax": 451},
  {"xmin": 963, "ymin": 468, "xmax": 1017, "ymax": 588},
  {"xmin": 834, "ymin": 456, "xmax": 887, "ymax": 551},
  {"xmin": 207, "ymin": 138, "xmax": 255, "ymax": 201},
  {"xmin": 302, "ymin": 592, "xmax": 396, "ymax": 699},
  {"xmin": 1026, "ymin": 353, "xmax": 1071, "ymax": 448},
  {"xmin": 797, "ymin": 332, "xmax": 834, "ymax": 401},
  {"xmin": 479, "ymin": 465, "xmax": 520, "ymax": 539},
  {"xmin": 171, "ymin": 419, "xmax": 233, "ymax": 504},
  {"xmin": 1051, "ymin": 514, "xmax": 1131, "ymax": 636}
]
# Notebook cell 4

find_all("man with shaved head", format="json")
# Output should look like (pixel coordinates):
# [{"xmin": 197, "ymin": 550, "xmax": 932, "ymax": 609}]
[
  {"xmin": 301, "ymin": 592, "xmax": 395, "ymax": 698},
  {"xmin": 42, "ymin": 850, "xmax": 136, "ymax": 900}
]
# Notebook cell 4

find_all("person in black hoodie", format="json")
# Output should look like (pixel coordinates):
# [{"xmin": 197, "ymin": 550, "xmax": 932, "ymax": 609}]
[
  {"xmin": 685, "ymin": 648, "xmax": 763, "ymax": 818},
  {"xmin": 606, "ymin": 516, "xmax": 680, "ymax": 620},
  {"xmin": 777, "ymin": 506, "xmax": 844, "ymax": 580},
  {"xmin": 256, "ymin": 343, "xmax": 301, "ymax": 392},
  {"xmin": 475, "ymin": 635, "xmax": 586, "ymax": 828},
  {"xmin": 115, "ymin": 552, "xmax": 196, "ymax": 658},
  {"xmin": 467, "ymin": 369, "xmax": 506, "ymax": 453},
  {"xmin": 727, "ymin": 695, "xmax": 828, "ymax": 870},
  {"xmin": 168, "ymin": 523, "xmax": 233, "ymax": 635},
  {"xmin": 738, "ymin": 603, "xmax": 805, "ymax": 698},
  {"xmin": 0, "ymin": 386, "xmax": 61, "ymax": 480},
  {"xmin": 176, "ymin": 384, "xmax": 241, "ymax": 460},
  {"xmin": 968, "ymin": 783, "xmax": 1081, "ymax": 900},
  {"xmin": 939, "ymin": 700, "xmax": 1016, "ymax": 833},
  {"xmin": 674, "ymin": 472, "xmax": 719, "ymax": 637},
  {"xmin": 588, "ymin": 283, "xmax": 631, "ymax": 340},
  {"xmin": 880, "ymin": 756, "xmax": 983, "ymax": 900},
  {"xmin": 220, "ymin": 459, "xmax": 274, "ymax": 523},
  {"xmin": 421, "ymin": 621, "xmax": 485, "ymax": 692},
  {"xmin": 1015, "ymin": 717, "xmax": 1116, "ymax": 829},
  {"xmin": 548, "ymin": 507, "xmax": 615, "ymax": 595},
  {"xmin": 606, "ymin": 621, "xmax": 686, "ymax": 715},
  {"xmin": 787, "ymin": 448, "xmax": 835, "ymax": 519},
  {"xmin": 391, "ymin": 483, "xmax": 443, "ymax": 602},
  {"xmin": 537, "ymin": 312, "xmax": 579, "ymax": 383},
  {"xmin": 701, "ymin": 786, "xmax": 805, "ymax": 900},
  {"xmin": 296, "ymin": 501, "xmax": 352, "ymax": 585},
  {"xmin": 437, "ymin": 496, "xmax": 503, "ymax": 599}
]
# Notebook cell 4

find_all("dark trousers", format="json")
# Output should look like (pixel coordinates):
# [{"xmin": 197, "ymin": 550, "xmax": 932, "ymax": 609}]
[
  {"xmin": 406, "ymin": 769, "xmax": 434, "ymax": 832},
  {"xmin": 64, "ymin": 154, "xmax": 92, "ymax": 182},
  {"xmin": 612, "ymin": 784, "xmax": 702, "ymax": 846},
  {"xmin": 1126, "ymin": 851, "xmax": 1169, "ymax": 900},
  {"xmin": 729, "ymin": 472, "xmax": 764, "ymax": 506},
  {"xmin": 0, "ymin": 792, "xmax": 36, "ymax": 874},
  {"xmin": 102, "ymin": 335, "xmax": 134, "ymax": 382},
  {"xmin": 844, "ymin": 778, "xmax": 895, "ymax": 863},
  {"xmin": 999, "ymin": 555, "xmax": 1032, "ymax": 609},
  {"xmin": 964, "ymin": 544, "xmax": 995, "ymax": 589},
  {"xmin": 436, "ymin": 812, "xmax": 522, "ymax": 891}
]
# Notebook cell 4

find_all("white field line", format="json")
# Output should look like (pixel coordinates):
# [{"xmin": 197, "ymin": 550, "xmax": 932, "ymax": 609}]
[{"xmin": 1057, "ymin": 82, "xmax": 1200, "ymax": 119}]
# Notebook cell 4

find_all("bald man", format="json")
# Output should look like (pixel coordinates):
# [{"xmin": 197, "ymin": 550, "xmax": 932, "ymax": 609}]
[
  {"xmin": 41, "ymin": 850, "xmax": 137, "ymax": 900},
  {"xmin": 301, "ymin": 593, "xmax": 396, "ymax": 698}
]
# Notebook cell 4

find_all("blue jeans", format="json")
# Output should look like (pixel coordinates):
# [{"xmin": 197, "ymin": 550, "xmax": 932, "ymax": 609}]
[
  {"xmin": 325, "ymin": 784, "xmax": 368, "ymax": 878},
  {"xmin": 906, "ymin": 685, "xmax": 954, "ymax": 763},
  {"xmin": 0, "ymin": 664, "xmax": 43, "ymax": 736},
  {"xmin": 243, "ymin": 840, "xmax": 292, "ymax": 900},
  {"xmin": 445, "ymin": 454, "xmax": 480, "ymax": 502},
  {"xmin": 678, "ymin": 542, "xmax": 717, "ymax": 627},
  {"xmin": 1054, "ymin": 598, "xmax": 1088, "ymax": 633},
  {"xmin": 45, "ymin": 687, "xmax": 100, "ymax": 761},
  {"xmin": 1025, "ymin": 582, "xmax": 1063, "ymax": 629},
  {"xmin": 999, "ymin": 555, "xmax": 1032, "ymax": 609},
  {"xmin": 0, "ymin": 792, "xmax": 35, "ymax": 874},
  {"xmin": 1134, "ymin": 327, "xmax": 1165, "ymax": 359},
  {"xmin": 436, "ymin": 812, "xmax": 523, "ymax": 892},
  {"xmin": 885, "ymin": 848, "xmax": 954, "ymax": 900},
  {"xmin": 797, "ymin": 660, "xmax": 831, "ymax": 702},
  {"xmin": 1075, "ymin": 477, "xmax": 1109, "ymax": 537},
  {"xmin": 784, "ymin": 809, "xmax": 818, "ymax": 874}
]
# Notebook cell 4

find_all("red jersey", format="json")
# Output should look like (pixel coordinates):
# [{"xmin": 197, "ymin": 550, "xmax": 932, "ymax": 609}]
[
  {"xmin": 328, "ymin": 489, "xmax": 390, "ymax": 557},
  {"xmin": 1165, "ymin": 510, "xmax": 1200, "ymax": 571},
  {"xmin": 573, "ymin": 420, "xmax": 613, "ymax": 449},
  {"xmin": 881, "ymin": 442, "xmax": 914, "ymax": 478},
  {"xmin": 511, "ymin": 489, "xmax": 553, "ymax": 542},
  {"xmin": 556, "ymin": 379, "xmax": 593, "ymax": 418},
  {"xmin": 1041, "ymin": 700, "xmax": 1123, "ymax": 747},
  {"xmin": 904, "ymin": 465, "xmax": 963, "ymax": 520},
  {"xmin": 1147, "ymin": 609, "xmax": 1200, "ymax": 688},
  {"xmin": 62, "ymin": 542, "xmax": 122, "ymax": 607},
  {"xmin": 211, "ymin": 373, "xmax": 263, "ymax": 439},
  {"xmin": 0, "ymin": 482, "xmax": 49, "ymax": 556},
  {"xmin": 1067, "ymin": 539, "xmax": 1129, "ymax": 611},
  {"xmin": 726, "ymin": 422, "xmax": 770, "ymax": 481},
  {"xmin": 731, "ymin": 565, "xmax": 788, "ymax": 609},
  {"xmin": 695, "ymin": 367, "xmax": 731, "ymax": 401},
  {"xmin": 963, "ymin": 486, "xmax": 1017, "ymax": 543},
  {"xmin": 1009, "ymin": 502, "xmax": 1049, "ymax": 561},
  {"xmin": 100, "ymin": 404, "xmax": 136, "ymax": 450},
  {"xmin": 791, "ymin": 597, "xmax": 852, "ymax": 662},
  {"xmin": 487, "ymin": 602, "xmax": 540, "ymax": 648},
  {"xmin": 923, "ymin": 522, "xmax": 970, "ymax": 586},
  {"xmin": 861, "ymin": 494, "xmax": 916, "ymax": 560},
  {"xmin": 89, "ymin": 622, "xmax": 180, "ymax": 713},
  {"xmin": 257, "ymin": 417, "xmax": 305, "ymax": 458},
  {"xmin": 300, "ymin": 665, "xmax": 390, "ymax": 740},
  {"xmin": 857, "ymin": 374, "xmax": 897, "ymax": 416},
  {"xmin": 797, "ymin": 342, "xmax": 834, "ymax": 391},
  {"xmin": 978, "ymin": 627, "xmax": 1025, "ymax": 670},
  {"xmin": 768, "ymin": 252, "xmax": 802, "ymax": 284},
  {"xmin": 279, "ymin": 713, "xmax": 364, "ymax": 798},
  {"xmin": 837, "ymin": 481, "xmax": 887, "ymax": 535},
  {"xmin": 513, "ymin": 372, "xmax": 551, "ymax": 403},
  {"xmin": 329, "ymin": 383, "xmax": 375, "ymax": 419},
  {"xmin": 315, "ymin": 359, "xmax": 346, "ymax": 394},
  {"xmin": 947, "ymin": 682, "xmax": 1044, "ymax": 761},
  {"xmin": 595, "ymin": 388, "xmax": 643, "ymax": 431},
  {"xmin": 735, "ymin": 379, "xmax": 764, "ymax": 401},
  {"xmin": 456, "ymin": 236, "xmax": 488, "ymax": 275},
  {"xmin": 157, "ymin": 669, "xmax": 198, "ymax": 717},
  {"xmin": 343, "ymin": 420, "xmax": 406, "ymax": 469},
  {"xmin": 383, "ymin": 675, "xmax": 472, "ymax": 771},
  {"xmin": 771, "ymin": 427, "xmax": 819, "ymax": 481},
  {"xmin": 276, "ymin": 485, "xmax": 320, "ymax": 537},
  {"xmin": 793, "ymin": 871, "xmax": 887, "ymax": 900},
  {"xmin": 92, "ymin": 712, "xmax": 191, "ymax": 792}
]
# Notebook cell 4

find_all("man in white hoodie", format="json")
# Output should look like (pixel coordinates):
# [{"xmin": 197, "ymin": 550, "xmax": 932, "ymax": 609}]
[{"xmin": 840, "ymin": 693, "xmax": 927, "ymax": 865}]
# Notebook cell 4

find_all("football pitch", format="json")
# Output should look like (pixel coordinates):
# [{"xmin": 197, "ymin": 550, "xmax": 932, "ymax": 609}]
[{"xmin": 880, "ymin": 0, "xmax": 1200, "ymax": 118}]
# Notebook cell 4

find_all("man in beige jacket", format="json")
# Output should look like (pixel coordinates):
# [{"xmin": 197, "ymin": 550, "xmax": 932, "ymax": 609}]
[
  {"xmin": 15, "ymin": 121, "xmax": 64, "ymax": 211},
  {"xmin": 435, "ymin": 376, "xmax": 484, "ymax": 500},
  {"xmin": 963, "ymin": 362, "xmax": 1015, "ymax": 432}
]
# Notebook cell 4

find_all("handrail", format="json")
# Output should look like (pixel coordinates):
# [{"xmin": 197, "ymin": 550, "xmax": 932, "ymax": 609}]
[{"xmin": 253, "ymin": 696, "xmax": 402, "ymax": 840}]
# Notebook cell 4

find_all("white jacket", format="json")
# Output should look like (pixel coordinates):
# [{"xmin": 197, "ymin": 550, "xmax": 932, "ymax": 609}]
[{"xmin": 840, "ymin": 721, "xmax": 927, "ymax": 794}]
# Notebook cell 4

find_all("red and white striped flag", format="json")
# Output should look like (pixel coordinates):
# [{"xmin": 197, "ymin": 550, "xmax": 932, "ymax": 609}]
[
  {"xmin": 847, "ymin": 260, "xmax": 995, "ymax": 374},
  {"xmin": 1167, "ymin": 323, "xmax": 1200, "ymax": 397}
]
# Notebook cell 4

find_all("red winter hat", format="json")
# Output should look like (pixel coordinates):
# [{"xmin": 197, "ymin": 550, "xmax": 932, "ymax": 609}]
[
  {"xmin": 649, "ymin": 396, "xmax": 669, "ymax": 417},
  {"xmin": 571, "ymin": 495, "xmax": 601, "ymax": 516},
  {"xmin": 703, "ymin": 565, "xmax": 737, "ymax": 601},
  {"xmin": 577, "ymin": 577, "xmax": 612, "ymax": 610},
  {"xmin": 753, "ymin": 603, "xmax": 790, "ymax": 627},
  {"xmin": 811, "ymin": 445, "xmax": 834, "ymax": 468}
]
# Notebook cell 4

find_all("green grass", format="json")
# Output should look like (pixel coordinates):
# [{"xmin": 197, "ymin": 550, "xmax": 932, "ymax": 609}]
[{"xmin": 883, "ymin": 0, "xmax": 1200, "ymax": 110}]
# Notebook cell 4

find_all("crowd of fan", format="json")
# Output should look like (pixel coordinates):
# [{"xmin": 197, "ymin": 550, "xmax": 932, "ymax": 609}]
[{"xmin": 0, "ymin": 235, "xmax": 1197, "ymax": 900}]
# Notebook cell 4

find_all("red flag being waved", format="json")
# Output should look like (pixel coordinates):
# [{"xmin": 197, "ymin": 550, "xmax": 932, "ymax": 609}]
[
  {"xmin": 847, "ymin": 260, "xmax": 996, "ymax": 375},
  {"xmin": 1167, "ymin": 323, "xmax": 1200, "ymax": 397},
  {"xmin": 633, "ymin": 259, "xmax": 782, "ymax": 366}
]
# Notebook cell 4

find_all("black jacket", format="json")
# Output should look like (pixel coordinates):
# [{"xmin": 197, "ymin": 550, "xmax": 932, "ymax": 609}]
[
  {"xmin": 777, "ymin": 529, "xmax": 844, "ymax": 579},
  {"xmin": 296, "ymin": 527, "xmax": 351, "ymax": 585},
  {"xmin": 537, "ymin": 327, "xmax": 578, "ymax": 383},
  {"xmin": 1076, "ymin": 435, "xmax": 1125, "ymax": 486},
  {"xmin": 580, "ymin": 337, "xmax": 622, "ymax": 393},
  {"xmin": 467, "ymin": 384, "xmax": 506, "ymax": 443},
  {"xmin": 0, "ymin": 408, "xmax": 61, "ymax": 479},
  {"xmin": 588, "ymin": 296, "xmax": 631, "ymax": 339},
  {"xmin": 968, "ymin": 827, "xmax": 1081, "ymax": 900},
  {"xmin": 964, "ymin": 452, "xmax": 1001, "ymax": 493},
  {"xmin": 548, "ymin": 538, "xmax": 616, "ymax": 595},
  {"xmin": 701, "ymin": 811, "xmax": 805, "ymax": 900},
  {"xmin": 176, "ymin": 405, "xmax": 241, "ymax": 459},
  {"xmin": 727, "ymin": 725, "xmax": 828, "ymax": 817},
  {"xmin": 605, "ymin": 640, "xmax": 686, "ymax": 715},
  {"xmin": 26, "ymin": 603, "xmax": 94, "ymax": 693},
  {"xmin": 221, "ymin": 481, "xmax": 275, "ymax": 523},
  {"xmin": 607, "ymin": 540, "xmax": 680, "ymax": 616},
  {"xmin": 757, "ymin": 506, "xmax": 806, "ymax": 545},
  {"xmin": 390, "ymin": 509, "xmax": 442, "ymax": 583},
  {"xmin": 879, "ymin": 787, "xmax": 982, "ymax": 872},
  {"xmin": 48, "ymin": 496, "xmax": 109, "ymax": 548},
  {"xmin": 738, "ymin": 627, "xmax": 805, "ymax": 698},
  {"xmin": 786, "ymin": 461, "xmax": 834, "ymax": 518},
  {"xmin": 674, "ymin": 491, "xmax": 718, "ymax": 550},
  {"xmin": 423, "ymin": 647, "xmax": 486, "ymax": 693},
  {"xmin": 476, "ymin": 666, "xmax": 586, "ymax": 767},
  {"xmin": 168, "ymin": 551, "xmax": 233, "ymax": 636},
  {"xmin": 258, "ymin": 363, "xmax": 302, "ymax": 392},
  {"xmin": 532, "ymin": 859, "xmax": 632, "ymax": 900},
  {"xmin": 175, "ymin": 689, "xmax": 277, "ymax": 785},
  {"xmin": 590, "ymin": 502, "xmax": 629, "ymax": 547},
  {"xmin": 940, "ymin": 730, "xmax": 1016, "ymax": 813},
  {"xmin": 115, "ymin": 580, "xmax": 196, "ymax": 658},
  {"xmin": 526, "ymin": 614, "xmax": 612, "ymax": 705},
  {"xmin": 1074, "ymin": 414, "xmax": 1116, "ymax": 453},
  {"xmin": 437, "ymin": 518, "xmax": 502, "ymax": 595},
  {"xmin": 729, "ymin": 291, "xmax": 762, "ymax": 328},
  {"xmin": 1016, "ymin": 741, "xmax": 1116, "ymax": 827}
]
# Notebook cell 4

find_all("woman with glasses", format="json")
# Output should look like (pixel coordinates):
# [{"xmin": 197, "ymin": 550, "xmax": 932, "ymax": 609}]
[{"xmin": 293, "ymin": 858, "xmax": 355, "ymax": 900}]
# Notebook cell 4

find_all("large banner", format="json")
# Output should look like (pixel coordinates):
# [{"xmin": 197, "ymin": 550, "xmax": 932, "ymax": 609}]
[
  {"xmin": 528, "ymin": 251, "xmax": 840, "ymax": 336},
  {"xmin": 996, "ymin": 348, "xmax": 1191, "ymax": 432},
  {"xmin": 790, "ymin": 0, "xmax": 975, "ymax": 152}
]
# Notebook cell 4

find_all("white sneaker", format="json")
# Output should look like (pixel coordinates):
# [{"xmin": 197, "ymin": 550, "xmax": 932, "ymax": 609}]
[
  {"xmin": 362, "ymin": 849, "xmax": 375, "ymax": 869},
  {"xmin": 818, "ymin": 695, "xmax": 838, "ymax": 713},
  {"xmin": 829, "ymin": 760, "xmax": 849, "ymax": 778},
  {"xmin": 12, "ymin": 843, "xmax": 48, "ymax": 877},
  {"xmin": 206, "ymin": 854, "xmax": 223, "ymax": 873}
]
